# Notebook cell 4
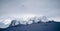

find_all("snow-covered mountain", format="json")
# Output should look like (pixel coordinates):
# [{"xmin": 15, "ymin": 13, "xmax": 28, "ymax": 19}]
[{"xmin": 0, "ymin": 16, "xmax": 53, "ymax": 28}]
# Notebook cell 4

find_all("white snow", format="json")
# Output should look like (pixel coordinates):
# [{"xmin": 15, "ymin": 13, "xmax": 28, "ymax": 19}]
[{"xmin": 0, "ymin": 14, "xmax": 60, "ymax": 28}]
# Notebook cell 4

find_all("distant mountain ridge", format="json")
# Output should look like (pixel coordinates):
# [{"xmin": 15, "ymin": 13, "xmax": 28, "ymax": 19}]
[
  {"xmin": 0, "ymin": 16, "xmax": 60, "ymax": 31},
  {"xmin": 0, "ymin": 16, "xmax": 58, "ymax": 28},
  {"xmin": 0, "ymin": 21, "xmax": 60, "ymax": 31}
]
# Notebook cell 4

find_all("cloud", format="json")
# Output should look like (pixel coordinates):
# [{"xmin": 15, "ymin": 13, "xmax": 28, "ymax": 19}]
[{"xmin": 0, "ymin": 0, "xmax": 60, "ymax": 16}]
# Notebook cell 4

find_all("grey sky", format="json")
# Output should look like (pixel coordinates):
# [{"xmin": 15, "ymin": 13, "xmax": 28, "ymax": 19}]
[{"xmin": 0, "ymin": 0, "xmax": 60, "ymax": 20}]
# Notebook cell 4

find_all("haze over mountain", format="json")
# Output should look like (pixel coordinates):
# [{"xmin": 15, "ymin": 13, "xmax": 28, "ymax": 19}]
[{"xmin": 0, "ymin": 0, "xmax": 60, "ymax": 21}]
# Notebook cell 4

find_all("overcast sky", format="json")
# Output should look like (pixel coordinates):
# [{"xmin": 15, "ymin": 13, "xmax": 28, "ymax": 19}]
[{"xmin": 0, "ymin": 0, "xmax": 60, "ymax": 21}]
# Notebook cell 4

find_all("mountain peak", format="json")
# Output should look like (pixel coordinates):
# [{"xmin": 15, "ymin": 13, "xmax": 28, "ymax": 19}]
[{"xmin": 0, "ymin": 16, "xmax": 54, "ymax": 28}]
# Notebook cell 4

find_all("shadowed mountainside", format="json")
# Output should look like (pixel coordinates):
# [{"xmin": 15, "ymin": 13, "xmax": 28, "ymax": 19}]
[{"xmin": 0, "ymin": 21, "xmax": 60, "ymax": 31}]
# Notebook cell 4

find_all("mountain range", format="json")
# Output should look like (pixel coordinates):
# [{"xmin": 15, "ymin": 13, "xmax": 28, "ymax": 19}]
[{"xmin": 0, "ymin": 16, "xmax": 60, "ymax": 31}]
